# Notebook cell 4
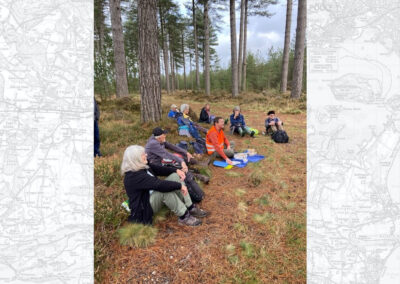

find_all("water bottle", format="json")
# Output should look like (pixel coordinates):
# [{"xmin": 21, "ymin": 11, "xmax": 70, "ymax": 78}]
[{"xmin": 121, "ymin": 200, "xmax": 130, "ymax": 212}]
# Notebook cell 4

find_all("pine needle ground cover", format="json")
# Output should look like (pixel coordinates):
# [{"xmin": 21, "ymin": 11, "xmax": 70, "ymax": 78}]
[{"xmin": 94, "ymin": 91, "xmax": 306, "ymax": 283}]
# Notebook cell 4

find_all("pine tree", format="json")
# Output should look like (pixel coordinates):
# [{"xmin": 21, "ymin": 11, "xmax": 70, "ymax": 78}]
[
  {"xmin": 230, "ymin": 0, "xmax": 238, "ymax": 97},
  {"xmin": 203, "ymin": 0, "xmax": 210, "ymax": 95},
  {"xmin": 138, "ymin": 0, "xmax": 162, "ymax": 122},
  {"xmin": 238, "ymin": 0, "xmax": 245, "ymax": 92},
  {"xmin": 109, "ymin": 0, "xmax": 129, "ymax": 97},
  {"xmin": 193, "ymin": 0, "xmax": 200, "ymax": 90},
  {"xmin": 280, "ymin": 0, "xmax": 292, "ymax": 93},
  {"xmin": 291, "ymin": 0, "xmax": 306, "ymax": 99},
  {"xmin": 242, "ymin": 0, "xmax": 248, "ymax": 92}
]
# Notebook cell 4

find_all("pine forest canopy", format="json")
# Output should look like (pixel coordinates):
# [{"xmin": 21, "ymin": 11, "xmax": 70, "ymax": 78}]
[{"xmin": 94, "ymin": 0, "xmax": 306, "ymax": 99}]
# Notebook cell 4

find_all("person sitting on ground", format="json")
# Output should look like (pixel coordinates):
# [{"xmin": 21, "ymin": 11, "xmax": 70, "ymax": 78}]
[
  {"xmin": 206, "ymin": 117, "xmax": 235, "ymax": 165},
  {"xmin": 121, "ymin": 145, "xmax": 208, "ymax": 226},
  {"xmin": 229, "ymin": 106, "xmax": 255, "ymax": 137},
  {"xmin": 145, "ymin": 127, "xmax": 209, "ymax": 181},
  {"xmin": 177, "ymin": 104, "xmax": 207, "ymax": 139},
  {"xmin": 265, "ymin": 110, "xmax": 283, "ymax": 134},
  {"xmin": 199, "ymin": 103, "xmax": 215, "ymax": 124},
  {"xmin": 94, "ymin": 98, "xmax": 102, "ymax": 157},
  {"xmin": 168, "ymin": 104, "xmax": 179, "ymax": 119},
  {"xmin": 181, "ymin": 104, "xmax": 208, "ymax": 134}
]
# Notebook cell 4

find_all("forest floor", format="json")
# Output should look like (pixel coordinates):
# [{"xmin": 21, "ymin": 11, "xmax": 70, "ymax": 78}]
[{"xmin": 94, "ymin": 90, "xmax": 306, "ymax": 283}]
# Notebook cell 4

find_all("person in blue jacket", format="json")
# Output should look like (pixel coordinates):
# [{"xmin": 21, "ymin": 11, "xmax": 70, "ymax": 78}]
[
  {"xmin": 167, "ymin": 104, "xmax": 179, "ymax": 118},
  {"xmin": 229, "ymin": 106, "xmax": 255, "ymax": 137}
]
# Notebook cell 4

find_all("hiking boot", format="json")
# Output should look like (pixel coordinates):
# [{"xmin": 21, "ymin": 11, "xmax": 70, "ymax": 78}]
[
  {"xmin": 241, "ymin": 131, "xmax": 245, "ymax": 137},
  {"xmin": 189, "ymin": 205, "xmax": 209, "ymax": 218},
  {"xmin": 250, "ymin": 131, "xmax": 255, "ymax": 138},
  {"xmin": 178, "ymin": 214, "xmax": 202, "ymax": 226},
  {"xmin": 189, "ymin": 168, "xmax": 200, "ymax": 174},
  {"xmin": 193, "ymin": 173, "xmax": 210, "ymax": 184}
]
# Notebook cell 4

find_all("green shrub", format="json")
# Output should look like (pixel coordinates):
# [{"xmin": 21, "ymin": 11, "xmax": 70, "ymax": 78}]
[{"xmin": 118, "ymin": 223, "xmax": 158, "ymax": 248}]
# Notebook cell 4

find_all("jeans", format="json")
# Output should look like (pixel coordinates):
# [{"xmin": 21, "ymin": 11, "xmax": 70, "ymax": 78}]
[{"xmin": 189, "ymin": 126, "xmax": 200, "ymax": 139}]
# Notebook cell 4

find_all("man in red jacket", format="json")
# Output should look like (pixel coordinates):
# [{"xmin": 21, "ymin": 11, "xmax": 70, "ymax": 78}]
[{"xmin": 206, "ymin": 117, "xmax": 235, "ymax": 165}]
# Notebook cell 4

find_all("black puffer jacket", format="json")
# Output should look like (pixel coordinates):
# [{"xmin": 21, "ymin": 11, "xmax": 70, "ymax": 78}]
[
  {"xmin": 199, "ymin": 107, "xmax": 209, "ymax": 123},
  {"xmin": 124, "ymin": 164, "xmax": 181, "ymax": 224}
]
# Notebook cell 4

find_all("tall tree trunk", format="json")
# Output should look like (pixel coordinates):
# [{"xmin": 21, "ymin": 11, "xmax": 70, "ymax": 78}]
[
  {"xmin": 204, "ymin": 0, "xmax": 210, "ymax": 96},
  {"xmin": 193, "ymin": 0, "xmax": 200, "ymax": 90},
  {"xmin": 159, "ymin": 5, "xmax": 170, "ymax": 94},
  {"xmin": 170, "ymin": 47, "xmax": 175, "ymax": 91},
  {"xmin": 230, "ymin": 0, "xmax": 239, "ymax": 97},
  {"xmin": 138, "ymin": 0, "xmax": 162, "ymax": 122},
  {"xmin": 189, "ymin": 53, "xmax": 193, "ymax": 89},
  {"xmin": 182, "ymin": 34, "xmax": 187, "ymax": 91},
  {"xmin": 238, "ymin": 0, "xmax": 245, "ymax": 92},
  {"xmin": 96, "ymin": 0, "xmax": 110, "ymax": 97},
  {"xmin": 242, "ymin": 0, "xmax": 248, "ymax": 92},
  {"xmin": 109, "ymin": 0, "xmax": 129, "ymax": 97},
  {"xmin": 280, "ymin": 0, "xmax": 292, "ymax": 93},
  {"xmin": 291, "ymin": 0, "xmax": 306, "ymax": 99},
  {"xmin": 176, "ymin": 64, "xmax": 179, "ymax": 90}
]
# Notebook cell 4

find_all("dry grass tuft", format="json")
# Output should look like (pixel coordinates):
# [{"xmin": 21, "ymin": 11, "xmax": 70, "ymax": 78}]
[{"xmin": 118, "ymin": 223, "xmax": 158, "ymax": 248}]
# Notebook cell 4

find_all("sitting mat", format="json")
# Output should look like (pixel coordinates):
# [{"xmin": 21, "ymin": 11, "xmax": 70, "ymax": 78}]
[
  {"xmin": 231, "ymin": 158, "xmax": 248, "ymax": 168},
  {"xmin": 213, "ymin": 160, "xmax": 247, "ymax": 168},
  {"xmin": 213, "ymin": 160, "xmax": 228, "ymax": 168},
  {"xmin": 247, "ymin": 155, "xmax": 265, "ymax": 163}
]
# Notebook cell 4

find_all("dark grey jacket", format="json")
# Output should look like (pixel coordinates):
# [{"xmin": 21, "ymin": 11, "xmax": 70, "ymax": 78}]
[
  {"xmin": 145, "ymin": 135, "xmax": 187, "ymax": 165},
  {"xmin": 94, "ymin": 99, "xmax": 100, "ymax": 121}
]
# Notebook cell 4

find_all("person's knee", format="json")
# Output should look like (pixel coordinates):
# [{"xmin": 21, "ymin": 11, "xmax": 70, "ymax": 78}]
[{"xmin": 166, "ymin": 173, "xmax": 182, "ymax": 183}]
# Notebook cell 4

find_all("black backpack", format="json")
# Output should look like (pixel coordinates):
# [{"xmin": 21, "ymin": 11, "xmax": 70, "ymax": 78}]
[
  {"xmin": 190, "ymin": 141, "xmax": 206, "ymax": 154},
  {"xmin": 176, "ymin": 141, "xmax": 189, "ymax": 151},
  {"xmin": 271, "ymin": 130, "xmax": 289, "ymax": 143}
]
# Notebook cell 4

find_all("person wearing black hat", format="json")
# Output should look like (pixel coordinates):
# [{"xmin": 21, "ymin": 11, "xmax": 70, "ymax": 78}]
[
  {"xmin": 265, "ymin": 110, "xmax": 283, "ymax": 134},
  {"xmin": 145, "ymin": 127, "xmax": 210, "ymax": 203}
]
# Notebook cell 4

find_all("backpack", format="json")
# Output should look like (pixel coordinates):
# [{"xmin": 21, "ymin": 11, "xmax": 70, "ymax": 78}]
[
  {"xmin": 161, "ymin": 158, "xmax": 182, "ymax": 169},
  {"xmin": 190, "ymin": 141, "xmax": 206, "ymax": 154},
  {"xmin": 196, "ymin": 137, "xmax": 206, "ymax": 146},
  {"xmin": 176, "ymin": 141, "xmax": 189, "ymax": 151},
  {"xmin": 271, "ymin": 130, "xmax": 289, "ymax": 143}
]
